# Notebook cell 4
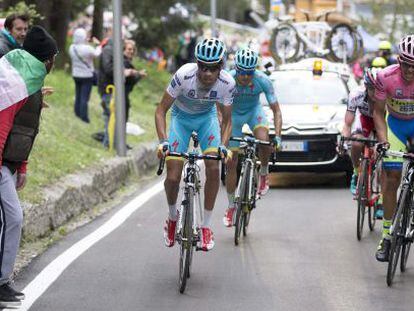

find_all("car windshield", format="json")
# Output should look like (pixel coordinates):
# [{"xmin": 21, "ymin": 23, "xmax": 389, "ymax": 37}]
[{"xmin": 271, "ymin": 71, "xmax": 348, "ymax": 105}]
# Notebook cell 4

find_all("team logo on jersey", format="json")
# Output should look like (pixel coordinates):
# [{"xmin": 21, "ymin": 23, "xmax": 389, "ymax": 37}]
[
  {"xmin": 175, "ymin": 75, "xmax": 181, "ymax": 86},
  {"xmin": 184, "ymin": 74, "xmax": 195, "ymax": 80},
  {"xmin": 188, "ymin": 89, "xmax": 196, "ymax": 98},
  {"xmin": 396, "ymin": 89, "xmax": 403, "ymax": 97},
  {"xmin": 172, "ymin": 140, "xmax": 179, "ymax": 151},
  {"xmin": 208, "ymin": 135, "xmax": 215, "ymax": 146},
  {"xmin": 218, "ymin": 77, "xmax": 229, "ymax": 85},
  {"xmin": 209, "ymin": 91, "xmax": 217, "ymax": 98}
]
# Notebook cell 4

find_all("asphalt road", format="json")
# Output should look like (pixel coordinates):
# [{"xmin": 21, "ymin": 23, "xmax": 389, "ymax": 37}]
[{"xmin": 14, "ymin": 174, "xmax": 414, "ymax": 311}]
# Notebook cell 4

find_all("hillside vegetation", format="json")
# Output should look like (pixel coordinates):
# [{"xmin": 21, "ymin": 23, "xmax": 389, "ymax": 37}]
[{"xmin": 20, "ymin": 60, "xmax": 171, "ymax": 203}]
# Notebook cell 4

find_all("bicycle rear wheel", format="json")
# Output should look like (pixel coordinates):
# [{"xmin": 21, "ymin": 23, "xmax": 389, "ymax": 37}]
[
  {"xmin": 400, "ymin": 197, "xmax": 413, "ymax": 272},
  {"xmin": 387, "ymin": 185, "xmax": 408, "ymax": 286},
  {"xmin": 235, "ymin": 162, "xmax": 250, "ymax": 246},
  {"xmin": 356, "ymin": 159, "xmax": 368, "ymax": 241},
  {"xmin": 178, "ymin": 188, "xmax": 194, "ymax": 293}
]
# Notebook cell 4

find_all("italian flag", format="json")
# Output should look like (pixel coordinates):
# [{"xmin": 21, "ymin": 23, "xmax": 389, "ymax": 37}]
[{"xmin": 0, "ymin": 49, "xmax": 46, "ymax": 111}]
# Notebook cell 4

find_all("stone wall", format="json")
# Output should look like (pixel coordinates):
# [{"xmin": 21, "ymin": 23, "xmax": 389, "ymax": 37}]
[{"xmin": 21, "ymin": 143, "xmax": 158, "ymax": 239}]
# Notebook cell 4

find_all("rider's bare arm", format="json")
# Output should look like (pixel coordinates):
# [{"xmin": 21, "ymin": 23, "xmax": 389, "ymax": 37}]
[
  {"xmin": 219, "ymin": 104, "xmax": 232, "ymax": 146},
  {"xmin": 216, "ymin": 103, "xmax": 223, "ymax": 128},
  {"xmin": 342, "ymin": 111, "xmax": 355, "ymax": 138},
  {"xmin": 270, "ymin": 101, "xmax": 282, "ymax": 137},
  {"xmin": 155, "ymin": 91, "xmax": 175, "ymax": 141},
  {"xmin": 373, "ymin": 98, "xmax": 387, "ymax": 143}
]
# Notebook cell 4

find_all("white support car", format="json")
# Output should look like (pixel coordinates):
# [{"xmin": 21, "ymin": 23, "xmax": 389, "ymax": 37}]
[{"xmin": 244, "ymin": 58, "xmax": 358, "ymax": 184}]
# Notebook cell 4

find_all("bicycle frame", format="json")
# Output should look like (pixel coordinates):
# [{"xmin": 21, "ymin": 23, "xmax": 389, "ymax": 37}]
[
  {"xmin": 390, "ymin": 159, "xmax": 414, "ymax": 239},
  {"xmin": 379, "ymin": 148, "xmax": 414, "ymax": 285},
  {"xmin": 177, "ymin": 154, "xmax": 203, "ymax": 243},
  {"xmin": 235, "ymin": 143, "xmax": 257, "ymax": 209},
  {"xmin": 357, "ymin": 144, "xmax": 381, "ymax": 207}
]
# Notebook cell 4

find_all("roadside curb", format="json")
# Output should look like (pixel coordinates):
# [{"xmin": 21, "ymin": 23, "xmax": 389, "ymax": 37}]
[{"xmin": 21, "ymin": 142, "xmax": 158, "ymax": 239}]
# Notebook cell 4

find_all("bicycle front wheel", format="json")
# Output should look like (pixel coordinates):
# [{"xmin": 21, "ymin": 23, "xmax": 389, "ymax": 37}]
[
  {"xmin": 235, "ymin": 162, "xmax": 251, "ymax": 246},
  {"xmin": 178, "ymin": 187, "xmax": 194, "ymax": 293},
  {"xmin": 243, "ymin": 211, "xmax": 251, "ymax": 237},
  {"xmin": 368, "ymin": 165, "xmax": 380, "ymax": 231},
  {"xmin": 356, "ymin": 159, "xmax": 368, "ymax": 241},
  {"xmin": 387, "ymin": 185, "xmax": 408, "ymax": 286},
  {"xmin": 400, "ymin": 196, "xmax": 413, "ymax": 273}
]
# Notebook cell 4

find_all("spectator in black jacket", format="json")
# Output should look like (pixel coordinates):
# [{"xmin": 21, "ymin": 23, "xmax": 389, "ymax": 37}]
[
  {"xmin": 97, "ymin": 38, "xmax": 114, "ymax": 148},
  {"xmin": 123, "ymin": 40, "xmax": 147, "ymax": 123},
  {"xmin": 0, "ymin": 13, "xmax": 29, "ymax": 58},
  {"xmin": 97, "ymin": 39, "xmax": 147, "ymax": 149}
]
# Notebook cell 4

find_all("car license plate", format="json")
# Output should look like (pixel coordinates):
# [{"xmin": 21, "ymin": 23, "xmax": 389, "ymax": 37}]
[{"xmin": 281, "ymin": 141, "xmax": 307, "ymax": 152}]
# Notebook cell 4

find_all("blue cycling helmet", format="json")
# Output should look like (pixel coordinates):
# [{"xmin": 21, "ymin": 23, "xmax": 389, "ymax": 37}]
[
  {"xmin": 235, "ymin": 48, "xmax": 258, "ymax": 70},
  {"xmin": 195, "ymin": 38, "xmax": 226, "ymax": 64}
]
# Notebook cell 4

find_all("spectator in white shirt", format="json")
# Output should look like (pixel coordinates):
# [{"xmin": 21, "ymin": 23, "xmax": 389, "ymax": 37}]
[{"xmin": 69, "ymin": 28, "xmax": 101, "ymax": 123}]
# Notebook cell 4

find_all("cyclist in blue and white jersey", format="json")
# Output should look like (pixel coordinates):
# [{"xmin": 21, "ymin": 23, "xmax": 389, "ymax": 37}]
[
  {"xmin": 155, "ymin": 38, "xmax": 235, "ymax": 251},
  {"xmin": 223, "ymin": 48, "xmax": 282, "ymax": 227}
]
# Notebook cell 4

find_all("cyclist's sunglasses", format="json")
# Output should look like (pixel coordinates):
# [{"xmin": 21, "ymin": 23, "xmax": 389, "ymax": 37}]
[
  {"xmin": 399, "ymin": 59, "xmax": 414, "ymax": 70},
  {"xmin": 197, "ymin": 62, "xmax": 221, "ymax": 73},
  {"xmin": 236, "ymin": 68, "xmax": 255, "ymax": 76}
]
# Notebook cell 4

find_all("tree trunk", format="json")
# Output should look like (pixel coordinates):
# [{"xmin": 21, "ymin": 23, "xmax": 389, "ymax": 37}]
[
  {"xmin": 48, "ymin": 0, "xmax": 73, "ymax": 68},
  {"xmin": 388, "ymin": 2, "xmax": 399, "ymax": 43},
  {"xmin": 91, "ymin": 0, "xmax": 104, "ymax": 40},
  {"xmin": 0, "ymin": 0, "xmax": 20, "ymax": 10}
]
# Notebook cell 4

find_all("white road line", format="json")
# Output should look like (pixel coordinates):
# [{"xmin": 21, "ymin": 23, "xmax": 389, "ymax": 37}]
[{"xmin": 19, "ymin": 180, "xmax": 164, "ymax": 310}]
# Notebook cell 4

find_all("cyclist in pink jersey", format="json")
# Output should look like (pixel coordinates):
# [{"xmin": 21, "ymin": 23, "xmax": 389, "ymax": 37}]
[{"xmin": 373, "ymin": 34, "xmax": 414, "ymax": 262}]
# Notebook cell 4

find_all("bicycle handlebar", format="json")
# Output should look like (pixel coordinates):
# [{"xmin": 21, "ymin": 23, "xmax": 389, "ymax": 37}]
[
  {"xmin": 340, "ymin": 136, "xmax": 378, "ymax": 146},
  {"xmin": 230, "ymin": 136, "xmax": 277, "ymax": 164},
  {"xmin": 157, "ymin": 151, "xmax": 222, "ymax": 175},
  {"xmin": 230, "ymin": 136, "xmax": 272, "ymax": 147},
  {"xmin": 374, "ymin": 142, "xmax": 414, "ymax": 161},
  {"xmin": 156, "ymin": 144, "xmax": 169, "ymax": 176},
  {"xmin": 167, "ymin": 151, "xmax": 222, "ymax": 161}
]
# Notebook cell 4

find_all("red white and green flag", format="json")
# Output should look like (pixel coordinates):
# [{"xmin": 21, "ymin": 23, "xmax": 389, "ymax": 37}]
[{"xmin": 0, "ymin": 49, "xmax": 46, "ymax": 111}]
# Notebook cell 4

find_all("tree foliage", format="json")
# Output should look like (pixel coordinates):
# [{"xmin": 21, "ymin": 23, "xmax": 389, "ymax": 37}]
[
  {"xmin": 0, "ymin": 1, "xmax": 43, "ymax": 21},
  {"xmin": 124, "ymin": 0, "xmax": 203, "ymax": 54},
  {"xmin": 359, "ymin": 0, "xmax": 414, "ymax": 43}
]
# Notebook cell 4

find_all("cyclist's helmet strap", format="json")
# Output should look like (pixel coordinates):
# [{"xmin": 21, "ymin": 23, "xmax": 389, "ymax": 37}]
[
  {"xmin": 195, "ymin": 38, "xmax": 226, "ymax": 64},
  {"xmin": 399, "ymin": 35, "xmax": 414, "ymax": 64},
  {"xmin": 235, "ymin": 48, "xmax": 258, "ymax": 71}
]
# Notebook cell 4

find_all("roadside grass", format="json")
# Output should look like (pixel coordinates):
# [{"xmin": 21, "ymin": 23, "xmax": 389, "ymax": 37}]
[{"xmin": 20, "ymin": 60, "xmax": 171, "ymax": 203}]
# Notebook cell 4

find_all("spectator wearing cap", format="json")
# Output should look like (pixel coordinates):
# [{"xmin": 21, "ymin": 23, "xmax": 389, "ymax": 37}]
[
  {"xmin": 0, "ymin": 13, "xmax": 29, "ymax": 58},
  {"xmin": 0, "ymin": 25, "xmax": 57, "ymax": 308},
  {"xmin": 378, "ymin": 40, "xmax": 398, "ymax": 65},
  {"xmin": 69, "ymin": 28, "xmax": 101, "ymax": 123}
]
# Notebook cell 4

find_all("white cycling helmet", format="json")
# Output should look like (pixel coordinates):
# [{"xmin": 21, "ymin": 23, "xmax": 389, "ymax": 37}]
[
  {"xmin": 399, "ymin": 35, "xmax": 414, "ymax": 64},
  {"xmin": 195, "ymin": 38, "xmax": 226, "ymax": 64}
]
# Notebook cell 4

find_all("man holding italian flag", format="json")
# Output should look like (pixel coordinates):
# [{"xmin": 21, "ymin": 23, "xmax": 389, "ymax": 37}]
[{"xmin": 0, "ymin": 25, "xmax": 57, "ymax": 309}]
